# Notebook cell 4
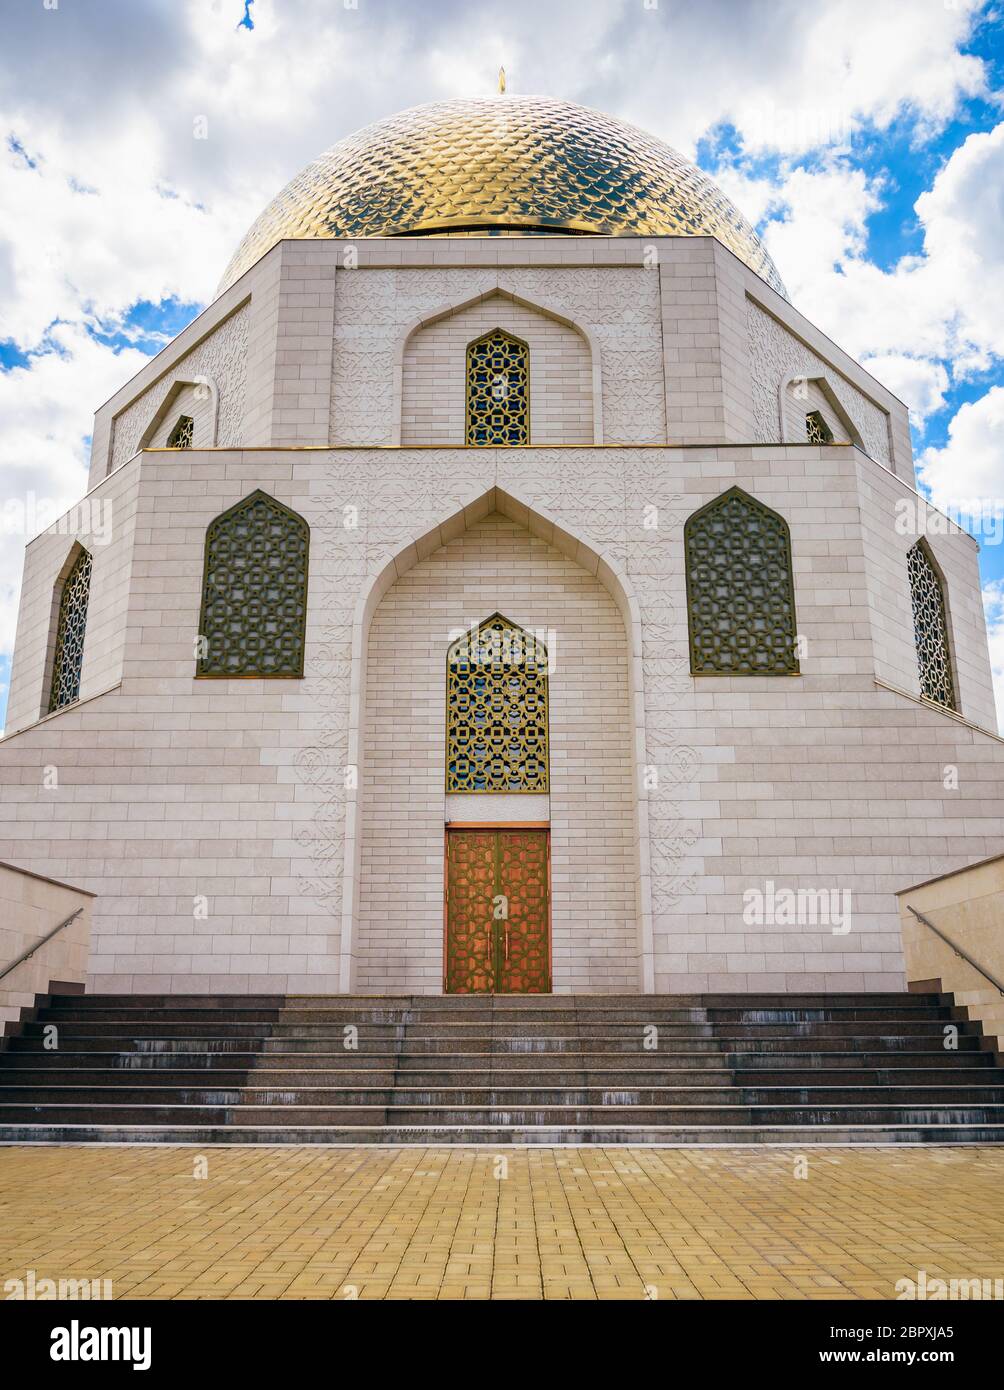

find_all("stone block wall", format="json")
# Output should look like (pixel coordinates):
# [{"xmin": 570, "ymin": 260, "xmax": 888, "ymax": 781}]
[
  {"xmin": 0, "ymin": 442, "xmax": 1000, "ymax": 995},
  {"xmin": 85, "ymin": 236, "xmax": 915, "ymax": 483},
  {"xmin": 5, "ymin": 232, "xmax": 982, "ymax": 996},
  {"xmin": 143, "ymin": 381, "xmax": 216, "ymax": 450},
  {"xmin": 400, "ymin": 294, "xmax": 593, "ymax": 446},
  {"xmin": 747, "ymin": 299, "xmax": 892, "ymax": 465},
  {"xmin": 854, "ymin": 451, "xmax": 995, "ymax": 730},
  {"xmin": 4, "ymin": 458, "xmax": 140, "ymax": 735},
  {"xmin": 108, "ymin": 303, "xmax": 249, "ymax": 471}
]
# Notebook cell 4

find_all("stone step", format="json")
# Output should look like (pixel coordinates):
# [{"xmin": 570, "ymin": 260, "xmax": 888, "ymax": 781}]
[
  {"xmin": 4, "ymin": 1043, "xmax": 991, "ymax": 1070},
  {"xmin": 2, "ymin": 1122, "xmax": 1003, "ymax": 1146},
  {"xmin": 2, "ymin": 990, "xmax": 998, "ymax": 1147},
  {"xmin": 3, "ymin": 1100, "xmax": 1003, "ymax": 1126},
  {"xmin": 22, "ymin": 1017, "xmax": 967, "ymax": 1039},
  {"xmin": 1, "ymin": 1063, "xmax": 997, "ymax": 1091},
  {"xmin": 37, "ymin": 1003, "xmax": 953, "ymax": 1025},
  {"xmin": 51, "ymin": 992, "xmax": 944, "ymax": 1009},
  {"xmin": 4, "ymin": 1084, "xmax": 1002, "ymax": 1106},
  {"xmin": 13, "ymin": 1030, "xmax": 982, "ymax": 1057},
  {"xmin": 3, "ymin": 1064, "xmax": 999, "ymax": 1090},
  {"xmin": 727, "ymin": 1048, "xmax": 992, "ymax": 1065}
]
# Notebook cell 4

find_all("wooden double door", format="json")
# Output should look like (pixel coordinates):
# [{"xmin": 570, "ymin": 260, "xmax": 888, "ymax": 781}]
[{"xmin": 445, "ymin": 828, "xmax": 550, "ymax": 993}]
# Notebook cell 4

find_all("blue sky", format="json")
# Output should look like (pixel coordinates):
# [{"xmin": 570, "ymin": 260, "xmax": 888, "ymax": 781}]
[{"xmin": 0, "ymin": 0, "xmax": 1002, "ymax": 727}]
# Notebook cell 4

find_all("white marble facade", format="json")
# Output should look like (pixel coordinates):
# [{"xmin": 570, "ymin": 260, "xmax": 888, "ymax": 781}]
[{"xmin": 1, "ymin": 234, "xmax": 1001, "ymax": 995}]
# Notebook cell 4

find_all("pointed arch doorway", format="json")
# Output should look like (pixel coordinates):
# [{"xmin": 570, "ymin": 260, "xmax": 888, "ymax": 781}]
[{"xmin": 350, "ymin": 496, "xmax": 651, "ymax": 997}]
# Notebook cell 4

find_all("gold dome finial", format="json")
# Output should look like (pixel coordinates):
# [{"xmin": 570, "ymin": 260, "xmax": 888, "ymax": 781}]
[{"xmin": 498, "ymin": 66, "xmax": 506, "ymax": 94}]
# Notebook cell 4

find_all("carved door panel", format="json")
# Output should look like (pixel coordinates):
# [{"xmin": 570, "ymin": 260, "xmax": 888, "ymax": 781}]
[
  {"xmin": 445, "ymin": 829, "xmax": 550, "ymax": 994},
  {"xmin": 444, "ymin": 829, "xmax": 496, "ymax": 995}
]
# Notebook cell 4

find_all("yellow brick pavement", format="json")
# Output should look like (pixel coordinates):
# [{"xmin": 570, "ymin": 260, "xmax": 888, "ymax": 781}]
[{"xmin": 0, "ymin": 1145, "xmax": 1002, "ymax": 1301}]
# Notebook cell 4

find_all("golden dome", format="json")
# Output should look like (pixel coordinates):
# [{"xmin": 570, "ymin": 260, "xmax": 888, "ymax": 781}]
[{"xmin": 217, "ymin": 95, "xmax": 787, "ymax": 297}]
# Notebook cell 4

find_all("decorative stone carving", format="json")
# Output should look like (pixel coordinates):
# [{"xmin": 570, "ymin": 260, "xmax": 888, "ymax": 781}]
[
  {"xmin": 329, "ymin": 267, "xmax": 667, "ymax": 446},
  {"xmin": 110, "ymin": 303, "xmax": 249, "ymax": 470},
  {"xmin": 747, "ymin": 299, "xmax": 889, "ymax": 463}
]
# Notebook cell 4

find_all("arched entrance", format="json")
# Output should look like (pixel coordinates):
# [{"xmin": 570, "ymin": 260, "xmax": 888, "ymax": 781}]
[{"xmin": 345, "ymin": 491, "xmax": 651, "ymax": 994}]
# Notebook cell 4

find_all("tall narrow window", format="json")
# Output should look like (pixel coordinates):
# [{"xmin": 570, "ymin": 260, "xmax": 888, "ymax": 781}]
[
  {"xmin": 197, "ymin": 491, "xmax": 309, "ymax": 677},
  {"xmin": 685, "ymin": 487, "xmax": 799, "ymax": 675},
  {"xmin": 805, "ymin": 410, "xmax": 833, "ymax": 444},
  {"xmin": 466, "ymin": 329, "xmax": 529, "ymax": 446},
  {"xmin": 907, "ymin": 541, "xmax": 956, "ymax": 710},
  {"xmin": 446, "ymin": 614, "xmax": 548, "ymax": 792},
  {"xmin": 48, "ymin": 548, "xmax": 92, "ymax": 712},
  {"xmin": 167, "ymin": 415, "xmax": 194, "ymax": 448}
]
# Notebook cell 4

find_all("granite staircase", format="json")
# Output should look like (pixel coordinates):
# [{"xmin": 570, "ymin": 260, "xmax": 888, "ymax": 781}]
[{"xmin": 0, "ymin": 992, "xmax": 1002, "ymax": 1144}]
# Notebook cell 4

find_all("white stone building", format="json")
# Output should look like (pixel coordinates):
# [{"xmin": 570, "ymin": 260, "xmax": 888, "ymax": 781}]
[{"xmin": 2, "ymin": 95, "xmax": 1002, "ymax": 998}]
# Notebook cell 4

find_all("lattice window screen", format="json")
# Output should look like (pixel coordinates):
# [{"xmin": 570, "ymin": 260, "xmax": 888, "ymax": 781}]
[
  {"xmin": 167, "ymin": 415, "xmax": 194, "ymax": 448},
  {"xmin": 466, "ymin": 330, "xmax": 529, "ymax": 446},
  {"xmin": 48, "ymin": 548, "xmax": 92, "ymax": 712},
  {"xmin": 805, "ymin": 410, "xmax": 833, "ymax": 444},
  {"xmin": 685, "ymin": 487, "xmax": 800, "ymax": 675},
  {"xmin": 446, "ymin": 614, "xmax": 548, "ymax": 791},
  {"xmin": 197, "ymin": 491, "xmax": 309, "ymax": 677},
  {"xmin": 907, "ymin": 541, "xmax": 956, "ymax": 710}
]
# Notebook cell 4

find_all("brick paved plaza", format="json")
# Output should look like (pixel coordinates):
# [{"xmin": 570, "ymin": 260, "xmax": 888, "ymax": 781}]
[{"xmin": 2, "ymin": 1145, "xmax": 1002, "ymax": 1301}]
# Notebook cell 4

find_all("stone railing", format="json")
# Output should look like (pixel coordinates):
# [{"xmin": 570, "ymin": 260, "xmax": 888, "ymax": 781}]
[
  {"xmin": 897, "ymin": 854, "xmax": 1004, "ymax": 1058},
  {"xmin": 0, "ymin": 861, "xmax": 94, "ymax": 1039}
]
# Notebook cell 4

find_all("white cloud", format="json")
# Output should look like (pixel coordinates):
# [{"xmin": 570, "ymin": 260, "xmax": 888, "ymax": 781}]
[
  {"xmin": 0, "ymin": 0, "xmax": 994, "ymax": 354},
  {"xmin": 982, "ymin": 579, "xmax": 1004, "ymax": 731},
  {"xmin": 0, "ymin": 0, "xmax": 999, "ymax": 716},
  {"xmin": 0, "ymin": 133, "xmax": 253, "ymax": 349},
  {"xmin": 726, "ymin": 0, "xmax": 987, "ymax": 154},
  {"xmin": 590, "ymin": 0, "xmax": 989, "ymax": 158},
  {"xmin": 0, "ymin": 325, "xmax": 149, "ymax": 654},
  {"xmin": 741, "ymin": 160, "xmax": 882, "ymax": 305},
  {"xmin": 917, "ymin": 386, "xmax": 1004, "ymax": 512},
  {"xmin": 912, "ymin": 121, "xmax": 1004, "ymax": 373},
  {"xmin": 750, "ymin": 120, "xmax": 1004, "ymax": 376},
  {"xmin": 860, "ymin": 355, "xmax": 949, "ymax": 424}
]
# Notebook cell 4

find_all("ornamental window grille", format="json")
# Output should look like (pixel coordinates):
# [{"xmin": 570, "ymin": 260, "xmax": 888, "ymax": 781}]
[
  {"xmin": 685, "ymin": 487, "xmax": 800, "ymax": 675},
  {"xmin": 446, "ymin": 613, "xmax": 548, "ymax": 792},
  {"xmin": 805, "ymin": 410, "xmax": 833, "ymax": 444},
  {"xmin": 167, "ymin": 415, "xmax": 195, "ymax": 448},
  {"xmin": 197, "ymin": 490, "xmax": 309, "ymax": 677},
  {"xmin": 466, "ymin": 329, "xmax": 529, "ymax": 446},
  {"xmin": 48, "ymin": 548, "xmax": 92, "ymax": 712},
  {"xmin": 907, "ymin": 541, "xmax": 956, "ymax": 710}
]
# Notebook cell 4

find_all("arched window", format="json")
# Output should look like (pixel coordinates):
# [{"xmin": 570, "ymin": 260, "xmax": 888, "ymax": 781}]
[
  {"xmin": 48, "ymin": 547, "xmax": 92, "ymax": 712},
  {"xmin": 685, "ymin": 487, "xmax": 799, "ymax": 676},
  {"xmin": 907, "ymin": 541, "xmax": 956, "ymax": 710},
  {"xmin": 466, "ymin": 329, "xmax": 529, "ymax": 446},
  {"xmin": 197, "ymin": 491, "xmax": 309, "ymax": 677},
  {"xmin": 446, "ymin": 614, "xmax": 548, "ymax": 792},
  {"xmin": 805, "ymin": 410, "xmax": 833, "ymax": 444},
  {"xmin": 167, "ymin": 415, "xmax": 194, "ymax": 448}
]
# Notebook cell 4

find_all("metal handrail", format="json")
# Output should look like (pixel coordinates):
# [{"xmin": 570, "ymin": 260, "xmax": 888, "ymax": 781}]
[
  {"xmin": 907, "ymin": 904, "xmax": 1004, "ymax": 996},
  {"xmin": 0, "ymin": 907, "xmax": 84, "ymax": 983}
]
